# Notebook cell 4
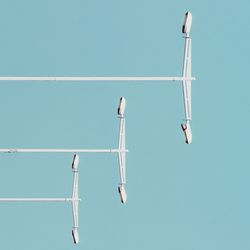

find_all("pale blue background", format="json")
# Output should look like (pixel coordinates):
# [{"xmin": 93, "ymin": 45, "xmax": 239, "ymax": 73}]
[{"xmin": 0, "ymin": 0, "xmax": 248, "ymax": 249}]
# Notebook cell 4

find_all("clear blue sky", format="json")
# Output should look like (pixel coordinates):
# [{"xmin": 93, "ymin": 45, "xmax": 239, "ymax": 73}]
[{"xmin": 0, "ymin": 0, "xmax": 249, "ymax": 249}]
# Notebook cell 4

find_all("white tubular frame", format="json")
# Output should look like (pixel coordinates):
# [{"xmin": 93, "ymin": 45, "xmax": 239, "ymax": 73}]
[
  {"xmin": 0, "ymin": 157, "xmax": 81, "ymax": 243},
  {"xmin": 0, "ymin": 12, "xmax": 196, "ymax": 244},
  {"xmin": 0, "ymin": 98, "xmax": 129, "ymax": 242},
  {"xmin": 182, "ymin": 34, "xmax": 192, "ymax": 123}
]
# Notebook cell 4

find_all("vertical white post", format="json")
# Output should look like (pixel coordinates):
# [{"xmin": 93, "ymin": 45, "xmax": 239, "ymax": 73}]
[
  {"xmin": 118, "ymin": 117, "xmax": 126, "ymax": 184},
  {"xmin": 181, "ymin": 12, "xmax": 193, "ymax": 144},
  {"xmin": 71, "ymin": 154, "xmax": 80, "ymax": 244},
  {"xmin": 117, "ymin": 97, "xmax": 127, "ymax": 203},
  {"xmin": 182, "ymin": 36, "xmax": 192, "ymax": 122}
]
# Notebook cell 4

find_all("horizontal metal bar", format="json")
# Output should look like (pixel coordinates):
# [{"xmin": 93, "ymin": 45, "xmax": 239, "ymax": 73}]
[
  {"xmin": 0, "ymin": 198, "xmax": 81, "ymax": 202},
  {"xmin": 0, "ymin": 148, "xmax": 129, "ymax": 153},
  {"xmin": 0, "ymin": 76, "xmax": 195, "ymax": 82}
]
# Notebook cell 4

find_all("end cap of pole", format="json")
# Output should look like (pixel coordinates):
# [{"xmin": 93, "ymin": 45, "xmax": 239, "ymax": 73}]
[
  {"xmin": 118, "ymin": 185, "xmax": 127, "ymax": 203},
  {"xmin": 182, "ymin": 12, "xmax": 192, "ymax": 34},
  {"xmin": 72, "ymin": 228, "xmax": 79, "ymax": 244},
  {"xmin": 72, "ymin": 154, "xmax": 80, "ymax": 171},
  {"xmin": 118, "ymin": 97, "xmax": 126, "ymax": 116}
]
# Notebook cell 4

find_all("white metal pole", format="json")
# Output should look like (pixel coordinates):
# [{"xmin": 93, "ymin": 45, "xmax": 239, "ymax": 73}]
[
  {"xmin": 0, "ymin": 198, "xmax": 81, "ymax": 202},
  {"xmin": 0, "ymin": 148, "xmax": 128, "ymax": 153},
  {"xmin": 182, "ymin": 36, "xmax": 192, "ymax": 121},
  {"xmin": 0, "ymin": 76, "xmax": 195, "ymax": 82},
  {"xmin": 118, "ymin": 118, "xmax": 126, "ymax": 184}
]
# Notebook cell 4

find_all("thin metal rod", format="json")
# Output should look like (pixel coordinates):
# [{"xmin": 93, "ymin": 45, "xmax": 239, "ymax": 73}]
[
  {"xmin": 0, "ymin": 198, "xmax": 81, "ymax": 202},
  {"xmin": 0, "ymin": 76, "xmax": 195, "ymax": 82},
  {"xmin": 0, "ymin": 148, "xmax": 129, "ymax": 153}
]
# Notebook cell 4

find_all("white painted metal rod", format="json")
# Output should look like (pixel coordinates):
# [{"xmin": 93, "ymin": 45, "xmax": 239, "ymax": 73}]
[
  {"xmin": 0, "ymin": 148, "xmax": 128, "ymax": 153},
  {"xmin": 0, "ymin": 198, "xmax": 81, "ymax": 202},
  {"xmin": 0, "ymin": 76, "xmax": 195, "ymax": 82}
]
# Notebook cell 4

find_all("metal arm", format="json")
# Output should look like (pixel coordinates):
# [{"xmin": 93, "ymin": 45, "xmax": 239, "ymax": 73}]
[
  {"xmin": 0, "ymin": 148, "xmax": 128, "ymax": 153},
  {"xmin": 0, "ymin": 76, "xmax": 194, "ymax": 82}
]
